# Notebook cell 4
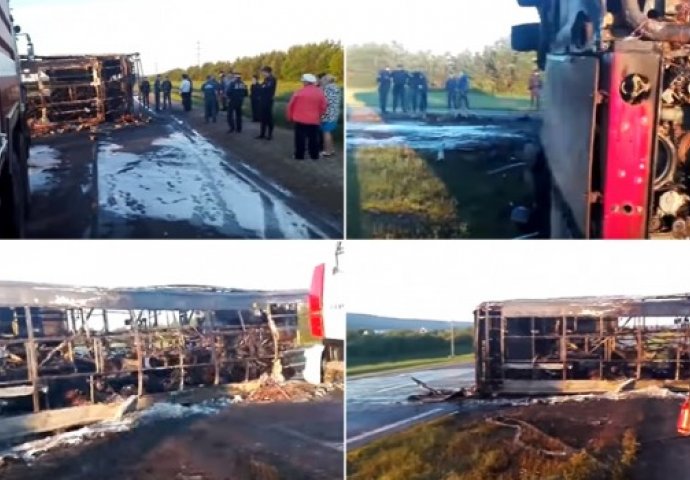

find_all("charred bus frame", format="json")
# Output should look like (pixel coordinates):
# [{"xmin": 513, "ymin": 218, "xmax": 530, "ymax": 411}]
[
  {"xmin": 475, "ymin": 294, "xmax": 690, "ymax": 395},
  {"xmin": 0, "ymin": 281, "xmax": 305, "ymax": 441},
  {"xmin": 20, "ymin": 54, "xmax": 139, "ymax": 135}
]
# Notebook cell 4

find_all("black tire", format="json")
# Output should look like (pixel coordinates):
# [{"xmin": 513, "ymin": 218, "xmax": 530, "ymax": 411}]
[{"xmin": 512, "ymin": 23, "xmax": 541, "ymax": 52}]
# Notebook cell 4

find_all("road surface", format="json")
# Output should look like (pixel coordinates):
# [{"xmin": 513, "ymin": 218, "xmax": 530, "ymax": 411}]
[
  {"xmin": 26, "ymin": 111, "xmax": 338, "ymax": 239},
  {"xmin": 2, "ymin": 398, "xmax": 344, "ymax": 480},
  {"xmin": 347, "ymin": 363, "xmax": 475, "ymax": 448}
]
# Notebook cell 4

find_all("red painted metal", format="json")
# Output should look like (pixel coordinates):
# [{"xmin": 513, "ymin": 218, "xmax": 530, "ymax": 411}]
[
  {"xmin": 678, "ymin": 398, "xmax": 690, "ymax": 436},
  {"xmin": 308, "ymin": 263, "xmax": 325, "ymax": 338},
  {"xmin": 602, "ymin": 53, "xmax": 655, "ymax": 239}
]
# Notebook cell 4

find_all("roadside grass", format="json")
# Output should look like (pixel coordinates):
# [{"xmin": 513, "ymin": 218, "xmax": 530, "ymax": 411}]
[
  {"xmin": 347, "ymin": 147, "xmax": 531, "ymax": 239},
  {"xmin": 349, "ymin": 88, "xmax": 532, "ymax": 112},
  {"xmin": 348, "ymin": 415, "xmax": 633, "ymax": 480},
  {"xmin": 348, "ymin": 354, "xmax": 474, "ymax": 377}
]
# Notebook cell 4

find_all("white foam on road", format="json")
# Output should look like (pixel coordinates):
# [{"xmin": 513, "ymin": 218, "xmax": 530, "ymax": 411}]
[
  {"xmin": 28, "ymin": 145, "xmax": 62, "ymax": 193},
  {"xmin": 98, "ymin": 130, "xmax": 317, "ymax": 238},
  {"xmin": 347, "ymin": 408, "xmax": 449, "ymax": 444}
]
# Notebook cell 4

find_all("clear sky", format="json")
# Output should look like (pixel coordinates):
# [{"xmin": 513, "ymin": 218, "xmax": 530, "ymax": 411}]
[
  {"xmin": 0, "ymin": 241, "xmax": 336, "ymax": 290},
  {"xmin": 10, "ymin": 0, "xmax": 343, "ymax": 74},
  {"xmin": 347, "ymin": 0, "xmax": 539, "ymax": 53},
  {"xmin": 347, "ymin": 242, "xmax": 689, "ymax": 322}
]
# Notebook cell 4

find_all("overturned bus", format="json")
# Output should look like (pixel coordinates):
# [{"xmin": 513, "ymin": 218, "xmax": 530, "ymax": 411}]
[
  {"xmin": 20, "ymin": 53, "xmax": 140, "ymax": 135},
  {"xmin": 475, "ymin": 294, "xmax": 690, "ymax": 396},
  {"xmin": 0, "ymin": 281, "xmax": 304, "ymax": 442}
]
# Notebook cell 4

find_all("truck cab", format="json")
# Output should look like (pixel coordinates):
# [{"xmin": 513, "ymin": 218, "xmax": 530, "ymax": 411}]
[{"xmin": 514, "ymin": 0, "xmax": 690, "ymax": 239}]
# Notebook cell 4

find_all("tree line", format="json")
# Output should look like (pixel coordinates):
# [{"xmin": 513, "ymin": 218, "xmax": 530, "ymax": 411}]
[
  {"xmin": 347, "ymin": 40, "xmax": 536, "ymax": 96},
  {"xmin": 163, "ymin": 40, "xmax": 343, "ymax": 83},
  {"xmin": 348, "ymin": 329, "xmax": 474, "ymax": 366}
]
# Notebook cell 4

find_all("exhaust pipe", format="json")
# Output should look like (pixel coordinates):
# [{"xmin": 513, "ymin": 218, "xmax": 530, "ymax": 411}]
[{"xmin": 622, "ymin": 0, "xmax": 690, "ymax": 43}]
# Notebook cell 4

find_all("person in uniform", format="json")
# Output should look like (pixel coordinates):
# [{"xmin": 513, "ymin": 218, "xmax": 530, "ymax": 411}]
[
  {"xmin": 446, "ymin": 74, "xmax": 457, "ymax": 111},
  {"xmin": 153, "ymin": 75, "xmax": 162, "ymax": 112},
  {"xmin": 417, "ymin": 72, "xmax": 429, "ymax": 114},
  {"xmin": 201, "ymin": 75, "xmax": 220, "ymax": 123},
  {"xmin": 257, "ymin": 66, "xmax": 277, "ymax": 140},
  {"xmin": 391, "ymin": 64, "xmax": 409, "ymax": 113},
  {"xmin": 408, "ymin": 71, "xmax": 422, "ymax": 113},
  {"xmin": 226, "ymin": 73, "xmax": 248, "ymax": 133},
  {"xmin": 162, "ymin": 76, "xmax": 172, "ymax": 110},
  {"xmin": 457, "ymin": 71, "xmax": 471, "ymax": 111},
  {"xmin": 140, "ymin": 77, "xmax": 151, "ymax": 109},
  {"xmin": 250, "ymin": 75, "xmax": 261, "ymax": 122},
  {"xmin": 377, "ymin": 67, "xmax": 392, "ymax": 114}
]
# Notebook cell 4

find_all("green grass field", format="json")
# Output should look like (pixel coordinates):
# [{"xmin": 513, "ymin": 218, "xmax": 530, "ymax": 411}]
[
  {"xmin": 349, "ymin": 88, "xmax": 532, "ymax": 111},
  {"xmin": 347, "ymin": 147, "xmax": 531, "ymax": 239},
  {"xmin": 348, "ymin": 354, "xmax": 474, "ymax": 377}
]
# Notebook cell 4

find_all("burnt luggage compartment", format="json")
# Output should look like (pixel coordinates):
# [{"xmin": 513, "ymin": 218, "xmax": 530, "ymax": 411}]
[
  {"xmin": 474, "ymin": 294, "xmax": 690, "ymax": 395},
  {"xmin": 0, "ymin": 281, "xmax": 305, "ymax": 442}
]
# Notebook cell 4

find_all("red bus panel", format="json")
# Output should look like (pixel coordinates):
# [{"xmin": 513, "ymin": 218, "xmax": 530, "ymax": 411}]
[{"xmin": 308, "ymin": 263, "xmax": 325, "ymax": 339}]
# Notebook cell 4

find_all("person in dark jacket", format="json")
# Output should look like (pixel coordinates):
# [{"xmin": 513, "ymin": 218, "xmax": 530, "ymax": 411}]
[
  {"xmin": 153, "ymin": 75, "xmax": 162, "ymax": 111},
  {"xmin": 456, "ymin": 72, "xmax": 471, "ymax": 110},
  {"xmin": 256, "ymin": 66, "xmax": 277, "ymax": 140},
  {"xmin": 226, "ymin": 73, "xmax": 248, "ymax": 133},
  {"xmin": 417, "ymin": 72, "xmax": 429, "ymax": 114},
  {"xmin": 408, "ymin": 72, "xmax": 422, "ymax": 113},
  {"xmin": 201, "ymin": 75, "xmax": 220, "ymax": 123},
  {"xmin": 391, "ymin": 65, "xmax": 408, "ymax": 113},
  {"xmin": 250, "ymin": 75, "xmax": 261, "ymax": 122},
  {"xmin": 377, "ymin": 67, "xmax": 392, "ymax": 114},
  {"xmin": 162, "ymin": 76, "xmax": 172, "ymax": 110},
  {"xmin": 140, "ymin": 78, "xmax": 151, "ymax": 109},
  {"xmin": 446, "ymin": 74, "xmax": 457, "ymax": 110}
]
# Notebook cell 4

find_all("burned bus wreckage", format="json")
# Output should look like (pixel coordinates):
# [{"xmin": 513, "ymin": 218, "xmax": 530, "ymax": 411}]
[
  {"xmin": 0, "ymin": 281, "xmax": 305, "ymax": 442},
  {"xmin": 20, "ymin": 53, "xmax": 140, "ymax": 135},
  {"xmin": 475, "ymin": 293, "xmax": 690, "ymax": 396}
]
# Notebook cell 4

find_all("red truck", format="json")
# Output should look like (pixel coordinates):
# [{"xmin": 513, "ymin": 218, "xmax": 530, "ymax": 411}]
[
  {"xmin": 513, "ymin": 0, "xmax": 690, "ymax": 239},
  {"xmin": 0, "ymin": 1, "xmax": 29, "ymax": 238}
]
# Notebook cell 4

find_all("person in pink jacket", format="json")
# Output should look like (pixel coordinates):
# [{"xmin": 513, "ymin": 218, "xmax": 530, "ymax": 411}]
[{"xmin": 287, "ymin": 73, "xmax": 327, "ymax": 160}]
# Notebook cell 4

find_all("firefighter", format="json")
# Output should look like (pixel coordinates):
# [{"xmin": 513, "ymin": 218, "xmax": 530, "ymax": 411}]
[
  {"xmin": 153, "ymin": 75, "xmax": 162, "ymax": 112},
  {"xmin": 250, "ymin": 75, "xmax": 261, "ymax": 122},
  {"xmin": 201, "ymin": 75, "xmax": 220, "ymax": 123},
  {"xmin": 256, "ymin": 66, "xmax": 277, "ymax": 141},
  {"xmin": 391, "ymin": 64, "xmax": 408, "ymax": 113},
  {"xmin": 446, "ymin": 74, "xmax": 457, "ymax": 111},
  {"xmin": 180, "ymin": 74, "xmax": 192, "ymax": 112},
  {"xmin": 226, "ymin": 73, "xmax": 248, "ymax": 133},
  {"xmin": 162, "ymin": 76, "xmax": 172, "ymax": 110},
  {"xmin": 140, "ymin": 77, "xmax": 151, "ymax": 109},
  {"xmin": 377, "ymin": 67, "xmax": 392, "ymax": 114}
]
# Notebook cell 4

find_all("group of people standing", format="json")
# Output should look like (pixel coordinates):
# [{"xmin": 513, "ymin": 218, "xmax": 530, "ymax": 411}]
[
  {"xmin": 445, "ymin": 72, "xmax": 471, "ymax": 112},
  {"xmin": 139, "ymin": 76, "xmax": 173, "ymax": 111},
  {"xmin": 287, "ymin": 72, "xmax": 342, "ymax": 160},
  {"xmin": 376, "ymin": 65, "xmax": 428, "ymax": 114}
]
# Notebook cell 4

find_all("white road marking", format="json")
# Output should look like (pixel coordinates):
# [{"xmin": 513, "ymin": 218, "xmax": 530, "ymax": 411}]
[
  {"xmin": 271, "ymin": 425, "xmax": 343, "ymax": 452},
  {"xmin": 347, "ymin": 408, "xmax": 447, "ymax": 444}
]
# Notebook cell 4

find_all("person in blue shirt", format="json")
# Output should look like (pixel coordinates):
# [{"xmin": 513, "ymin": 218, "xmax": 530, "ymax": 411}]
[
  {"xmin": 201, "ymin": 75, "xmax": 220, "ymax": 123},
  {"xmin": 446, "ymin": 74, "xmax": 457, "ymax": 111},
  {"xmin": 377, "ymin": 67, "xmax": 392, "ymax": 114},
  {"xmin": 457, "ymin": 72, "xmax": 471, "ymax": 110},
  {"xmin": 391, "ymin": 65, "xmax": 409, "ymax": 113},
  {"xmin": 226, "ymin": 73, "xmax": 249, "ymax": 133}
]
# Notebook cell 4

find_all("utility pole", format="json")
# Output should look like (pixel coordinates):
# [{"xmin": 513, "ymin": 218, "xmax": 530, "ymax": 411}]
[{"xmin": 450, "ymin": 320, "xmax": 455, "ymax": 357}]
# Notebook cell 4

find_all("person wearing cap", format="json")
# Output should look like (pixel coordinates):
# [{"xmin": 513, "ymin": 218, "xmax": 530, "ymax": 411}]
[
  {"xmin": 287, "ymin": 73, "xmax": 327, "ymax": 160},
  {"xmin": 256, "ymin": 66, "xmax": 277, "ymax": 140},
  {"xmin": 226, "ymin": 73, "xmax": 248, "ymax": 133},
  {"xmin": 320, "ymin": 74, "xmax": 341, "ymax": 157}
]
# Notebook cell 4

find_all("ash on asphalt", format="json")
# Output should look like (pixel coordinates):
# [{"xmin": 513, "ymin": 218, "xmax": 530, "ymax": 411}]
[{"xmin": 27, "ymin": 116, "xmax": 333, "ymax": 239}]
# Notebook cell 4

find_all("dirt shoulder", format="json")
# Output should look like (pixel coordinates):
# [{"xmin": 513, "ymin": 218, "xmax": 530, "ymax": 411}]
[
  {"xmin": 166, "ymin": 106, "xmax": 343, "ymax": 223},
  {"xmin": 348, "ymin": 395, "xmax": 687, "ymax": 480}
]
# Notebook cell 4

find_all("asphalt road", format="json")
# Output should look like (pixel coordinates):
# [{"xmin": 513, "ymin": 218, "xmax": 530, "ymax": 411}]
[
  {"xmin": 26, "ymin": 111, "xmax": 337, "ymax": 239},
  {"xmin": 347, "ymin": 363, "xmax": 475, "ymax": 448}
]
